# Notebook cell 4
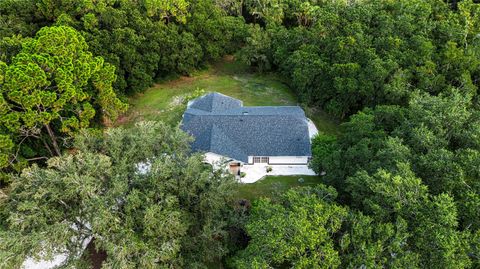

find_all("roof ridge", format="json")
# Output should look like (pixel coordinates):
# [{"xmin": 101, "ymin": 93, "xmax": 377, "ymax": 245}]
[
  {"xmin": 185, "ymin": 113, "xmax": 304, "ymax": 118},
  {"xmin": 237, "ymin": 105, "xmax": 301, "ymax": 108}
]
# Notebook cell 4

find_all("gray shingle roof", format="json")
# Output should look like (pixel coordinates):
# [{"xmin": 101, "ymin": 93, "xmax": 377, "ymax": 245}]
[
  {"xmin": 181, "ymin": 92, "xmax": 311, "ymax": 162},
  {"xmin": 188, "ymin": 92, "xmax": 243, "ymax": 112}
]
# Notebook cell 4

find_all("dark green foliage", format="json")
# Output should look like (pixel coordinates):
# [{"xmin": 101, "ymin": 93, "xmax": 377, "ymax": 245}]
[
  {"xmin": 282, "ymin": 2, "xmax": 480, "ymax": 262},
  {"xmin": 0, "ymin": 0, "xmax": 248, "ymax": 96},
  {"xmin": 235, "ymin": 2, "xmax": 480, "ymax": 267},
  {"xmin": 3, "ymin": 0, "xmax": 480, "ymax": 267},
  {"xmin": 307, "ymin": 89, "xmax": 480, "ymax": 267},
  {"xmin": 339, "ymin": 212, "xmax": 420, "ymax": 268},
  {"xmin": 0, "ymin": 26, "xmax": 126, "ymax": 185},
  {"xmin": 0, "ymin": 0, "xmax": 247, "ymax": 184},
  {"xmin": 0, "ymin": 121, "xmax": 238, "ymax": 268},
  {"xmin": 309, "ymin": 133, "xmax": 336, "ymax": 174},
  {"xmin": 0, "ymin": 0, "xmax": 40, "ymax": 39},
  {"xmin": 240, "ymin": 0, "xmax": 480, "ymax": 118},
  {"xmin": 231, "ymin": 185, "xmax": 347, "ymax": 268}
]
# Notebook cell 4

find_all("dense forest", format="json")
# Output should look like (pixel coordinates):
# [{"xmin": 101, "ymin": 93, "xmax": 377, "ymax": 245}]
[{"xmin": 1, "ymin": 0, "xmax": 480, "ymax": 268}]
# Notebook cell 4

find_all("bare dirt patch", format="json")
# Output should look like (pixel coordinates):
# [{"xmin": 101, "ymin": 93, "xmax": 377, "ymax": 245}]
[{"xmin": 223, "ymin": 54, "xmax": 235, "ymax": 62}]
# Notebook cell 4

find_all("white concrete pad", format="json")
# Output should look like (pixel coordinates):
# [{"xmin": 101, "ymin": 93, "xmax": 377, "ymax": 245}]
[
  {"xmin": 22, "ymin": 237, "xmax": 92, "ymax": 269},
  {"xmin": 307, "ymin": 118, "xmax": 319, "ymax": 139},
  {"xmin": 238, "ymin": 119, "xmax": 318, "ymax": 183},
  {"xmin": 240, "ymin": 164, "xmax": 317, "ymax": 183},
  {"xmin": 23, "ymin": 253, "xmax": 69, "ymax": 269}
]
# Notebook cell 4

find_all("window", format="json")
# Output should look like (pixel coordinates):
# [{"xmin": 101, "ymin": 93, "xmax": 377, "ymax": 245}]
[{"xmin": 253, "ymin": 156, "xmax": 269, "ymax": 163}]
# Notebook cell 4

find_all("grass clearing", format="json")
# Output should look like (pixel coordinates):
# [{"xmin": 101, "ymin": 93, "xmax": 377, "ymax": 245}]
[
  {"xmin": 305, "ymin": 107, "xmax": 341, "ymax": 135},
  {"xmin": 122, "ymin": 57, "xmax": 300, "ymax": 126},
  {"xmin": 235, "ymin": 175, "xmax": 323, "ymax": 202},
  {"xmin": 120, "ymin": 56, "xmax": 339, "ymax": 135}
]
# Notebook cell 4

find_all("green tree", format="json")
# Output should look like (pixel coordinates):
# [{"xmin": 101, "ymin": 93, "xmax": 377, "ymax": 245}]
[
  {"xmin": 240, "ymin": 0, "xmax": 480, "ymax": 119},
  {"xmin": 0, "ymin": 25, "xmax": 126, "ymax": 178},
  {"xmin": 143, "ymin": 0, "xmax": 189, "ymax": 23},
  {"xmin": 0, "ymin": 121, "xmax": 238, "ymax": 268},
  {"xmin": 1, "ymin": 0, "xmax": 248, "ymax": 96},
  {"xmin": 346, "ymin": 164, "xmax": 471, "ymax": 268},
  {"xmin": 238, "ymin": 24, "xmax": 273, "ymax": 72},
  {"xmin": 412, "ymin": 193, "xmax": 472, "ymax": 268},
  {"xmin": 0, "ymin": 0, "xmax": 40, "ymax": 40},
  {"xmin": 231, "ymin": 185, "xmax": 347, "ymax": 268},
  {"xmin": 309, "ymin": 132, "xmax": 336, "ymax": 174},
  {"xmin": 339, "ymin": 212, "xmax": 420, "ymax": 268},
  {"xmin": 346, "ymin": 163, "xmax": 428, "ymax": 221},
  {"xmin": 245, "ymin": 0, "xmax": 285, "ymax": 25}
]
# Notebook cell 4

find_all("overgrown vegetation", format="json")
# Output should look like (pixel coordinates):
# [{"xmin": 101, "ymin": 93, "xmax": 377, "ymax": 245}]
[
  {"xmin": 2, "ymin": 0, "xmax": 480, "ymax": 268},
  {"xmin": 0, "ymin": 0, "xmax": 247, "ymax": 184},
  {"xmin": 0, "ymin": 0, "xmax": 247, "ymax": 96},
  {"xmin": 309, "ymin": 90, "xmax": 480, "ymax": 268},
  {"xmin": 0, "ymin": 26, "xmax": 126, "ymax": 183},
  {"xmin": 239, "ymin": 0, "xmax": 480, "ymax": 267},
  {"xmin": 0, "ymin": 122, "xmax": 238, "ymax": 268},
  {"xmin": 239, "ymin": 0, "xmax": 480, "ymax": 118}
]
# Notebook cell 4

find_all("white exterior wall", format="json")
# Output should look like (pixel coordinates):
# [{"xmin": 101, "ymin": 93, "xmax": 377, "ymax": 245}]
[
  {"xmin": 23, "ymin": 237, "xmax": 92, "ymax": 269},
  {"xmin": 264, "ymin": 156, "xmax": 309, "ymax": 164},
  {"xmin": 307, "ymin": 118, "xmax": 319, "ymax": 139},
  {"xmin": 205, "ymin": 153, "xmax": 310, "ymax": 165},
  {"xmin": 204, "ymin": 152, "xmax": 228, "ymax": 165}
]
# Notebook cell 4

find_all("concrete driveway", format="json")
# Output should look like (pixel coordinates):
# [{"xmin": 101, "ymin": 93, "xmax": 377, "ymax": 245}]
[{"xmin": 240, "ymin": 164, "xmax": 317, "ymax": 183}]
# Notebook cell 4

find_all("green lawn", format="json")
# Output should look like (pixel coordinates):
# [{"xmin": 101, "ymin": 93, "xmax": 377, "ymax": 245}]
[
  {"xmin": 235, "ymin": 175, "xmax": 323, "ymax": 202},
  {"xmin": 120, "ymin": 56, "xmax": 340, "ymax": 134}
]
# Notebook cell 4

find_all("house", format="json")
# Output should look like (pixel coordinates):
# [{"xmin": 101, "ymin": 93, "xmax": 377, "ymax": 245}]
[{"xmin": 180, "ymin": 92, "xmax": 317, "ymax": 182}]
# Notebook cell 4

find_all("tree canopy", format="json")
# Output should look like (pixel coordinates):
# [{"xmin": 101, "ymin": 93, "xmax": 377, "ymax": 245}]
[
  {"xmin": 0, "ymin": 25, "xmax": 126, "ymax": 184},
  {"xmin": 308, "ymin": 90, "xmax": 480, "ymax": 267},
  {"xmin": 239, "ymin": 0, "xmax": 480, "ymax": 118},
  {"xmin": 231, "ymin": 186, "xmax": 346, "ymax": 268},
  {"xmin": 0, "ymin": 121, "xmax": 238, "ymax": 268},
  {"xmin": 2, "ymin": 0, "xmax": 480, "ymax": 268},
  {"xmin": 0, "ymin": 0, "xmax": 248, "ymax": 96},
  {"xmin": 238, "ymin": 0, "xmax": 480, "ymax": 267}
]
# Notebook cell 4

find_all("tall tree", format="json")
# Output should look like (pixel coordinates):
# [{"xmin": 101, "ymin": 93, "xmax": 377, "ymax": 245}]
[
  {"xmin": 0, "ymin": 26, "xmax": 126, "ymax": 177},
  {"xmin": 240, "ymin": 0, "xmax": 480, "ymax": 118},
  {"xmin": 0, "ymin": 121, "xmax": 238, "ymax": 268},
  {"xmin": 231, "ymin": 185, "xmax": 347, "ymax": 268},
  {"xmin": 339, "ymin": 212, "xmax": 420, "ymax": 268}
]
